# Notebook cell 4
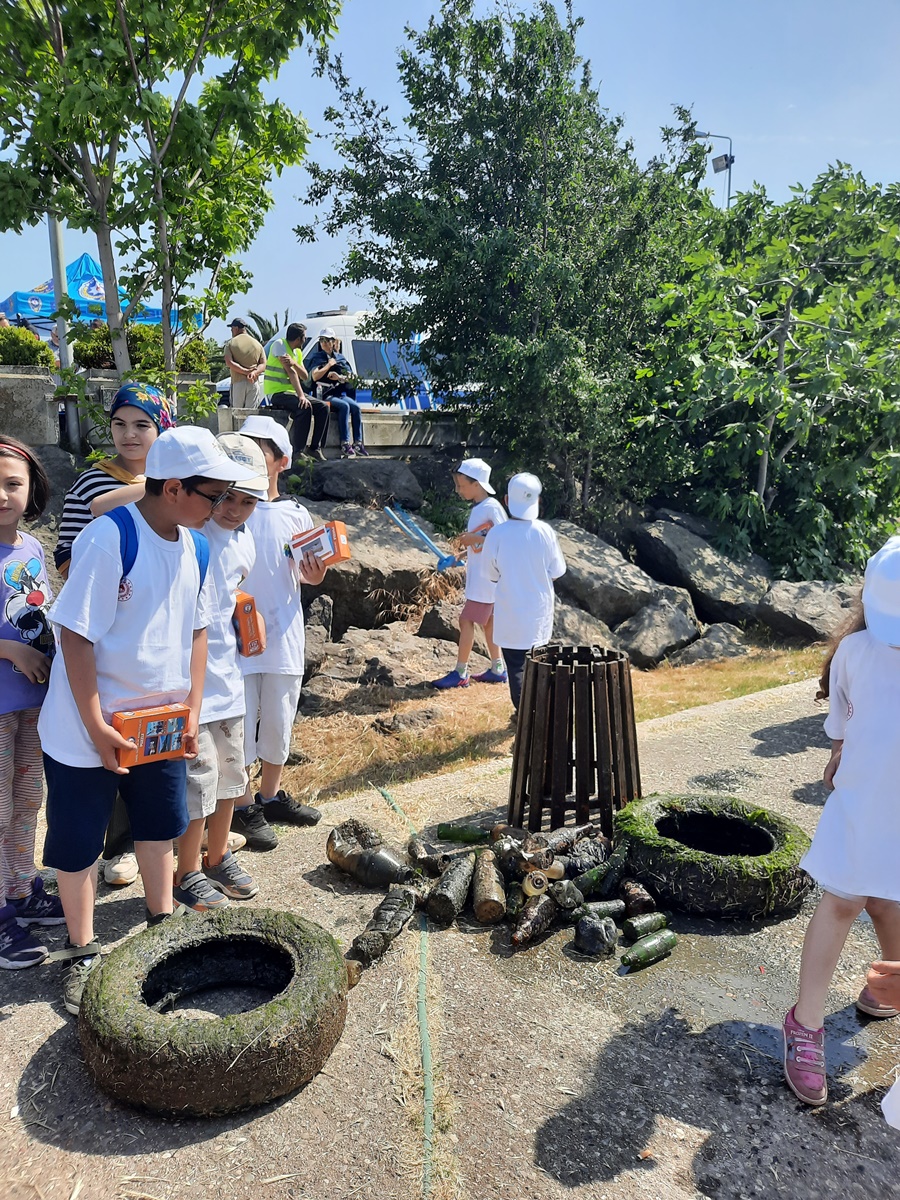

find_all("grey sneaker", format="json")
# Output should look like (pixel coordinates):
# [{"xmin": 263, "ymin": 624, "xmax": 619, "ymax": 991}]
[
  {"xmin": 50, "ymin": 941, "xmax": 102, "ymax": 1015},
  {"xmin": 173, "ymin": 870, "xmax": 230, "ymax": 912},
  {"xmin": 203, "ymin": 851, "xmax": 259, "ymax": 900}
]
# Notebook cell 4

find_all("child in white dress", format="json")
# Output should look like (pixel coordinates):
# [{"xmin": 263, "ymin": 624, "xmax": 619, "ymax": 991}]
[{"xmin": 783, "ymin": 536, "xmax": 900, "ymax": 1106}]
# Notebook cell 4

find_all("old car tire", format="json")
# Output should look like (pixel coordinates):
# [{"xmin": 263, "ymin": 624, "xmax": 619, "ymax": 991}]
[
  {"xmin": 614, "ymin": 794, "xmax": 812, "ymax": 918},
  {"xmin": 78, "ymin": 907, "xmax": 348, "ymax": 1116}
]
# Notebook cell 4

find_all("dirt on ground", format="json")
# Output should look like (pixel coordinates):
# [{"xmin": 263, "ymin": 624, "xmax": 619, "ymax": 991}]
[{"xmin": 2, "ymin": 679, "xmax": 899, "ymax": 1200}]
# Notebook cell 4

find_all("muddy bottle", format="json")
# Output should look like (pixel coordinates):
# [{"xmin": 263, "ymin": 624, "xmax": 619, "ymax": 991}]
[
  {"xmin": 621, "ymin": 879, "xmax": 655, "ymax": 918},
  {"xmin": 621, "ymin": 929, "xmax": 677, "ymax": 968},
  {"xmin": 505, "ymin": 881, "xmax": 527, "ymax": 919},
  {"xmin": 437, "ymin": 823, "xmax": 490, "ymax": 844},
  {"xmin": 622, "ymin": 911, "xmax": 669, "ymax": 941},
  {"xmin": 522, "ymin": 870, "xmax": 549, "ymax": 897}
]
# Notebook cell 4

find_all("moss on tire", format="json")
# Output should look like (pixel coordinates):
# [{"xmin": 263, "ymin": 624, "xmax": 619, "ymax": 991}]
[
  {"xmin": 78, "ymin": 907, "xmax": 348, "ymax": 1116},
  {"xmin": 614, "ymin": 794, "xmax": 812, "ymax": 919}
]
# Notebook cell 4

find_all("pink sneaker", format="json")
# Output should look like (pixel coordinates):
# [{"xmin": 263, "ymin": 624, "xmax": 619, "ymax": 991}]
[
  {"xmin": 783, "ymin": 1006, "xmax": 827, "ymax": 1105},
  {"xmin": 856, "ymin": 985, "xmax": 900, "ymax": 1019}
]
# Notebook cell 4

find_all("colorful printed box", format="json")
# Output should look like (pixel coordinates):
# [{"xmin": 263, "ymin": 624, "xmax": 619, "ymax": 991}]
[
  {"xmin": 290, "ymin": 521, "xmax": 352, "ymax": 568},
  {"xmin": 112, "ymin": 703, "xmax": 190, "ymax": 768},
  {"xmin": 232, "ymin": 590, "xmax": 264, "ymax": 657}
]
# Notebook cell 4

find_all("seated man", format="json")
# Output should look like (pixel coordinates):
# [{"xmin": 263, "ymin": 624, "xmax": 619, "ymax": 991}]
[
  {"xmin": 305, "ymin": 328, "xmax": 368, "ymax": 459},
  {"xmin": 262, "ymin": 322, "xmax": 330, "ymax": 464}
]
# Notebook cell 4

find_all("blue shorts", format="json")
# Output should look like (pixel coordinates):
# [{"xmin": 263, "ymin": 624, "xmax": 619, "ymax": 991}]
[{"xmin": 42, "ymin": 753, "xmax": 189, "ymax": 873}]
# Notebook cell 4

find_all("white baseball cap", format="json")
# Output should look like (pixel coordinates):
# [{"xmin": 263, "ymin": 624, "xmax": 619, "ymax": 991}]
[
  {"xmin": 146, "ymin": 427, "xmax": 258, "ymax": 483},
  {"xmin": 217, "ymin": 434, "xmax": 269, "ymax": 498},
  {"xmin": 239, "ymin": 414, "xmax": 292, "ymax": 462},
  {"xmin": 455, "ymin": 458, "xmax": 495, "ymax": 494},
  {"xmin": 507, "ymin": 472, "xmax": 542, "ymax": 520},
  {"xmin": 318, "ymin": 327, "xmax": 337, "ymax": 340},
  {"xmin": 862, "ymin": 536, "xmax": 900, "ymax": 645}
]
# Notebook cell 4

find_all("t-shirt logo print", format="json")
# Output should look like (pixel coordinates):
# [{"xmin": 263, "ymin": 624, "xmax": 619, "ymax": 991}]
[{"xmin": 118, "ymin": 576, "xmax": 134, "ymax": 602}]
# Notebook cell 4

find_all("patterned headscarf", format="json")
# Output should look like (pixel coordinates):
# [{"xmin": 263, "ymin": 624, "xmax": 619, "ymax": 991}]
[{"xmin": 109, "ymin": 382, "xmax": 175, "ymax": 431}]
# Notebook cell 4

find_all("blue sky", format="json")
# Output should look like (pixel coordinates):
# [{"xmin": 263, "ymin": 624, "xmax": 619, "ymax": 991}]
[{"xmin": 3, "ymin": 0, "xmax": 900, "ymax": 341}]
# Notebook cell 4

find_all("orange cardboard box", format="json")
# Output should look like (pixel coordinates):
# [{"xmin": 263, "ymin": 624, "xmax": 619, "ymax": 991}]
[
  {"xmin": 468, "ymin": 520, "xmax": 493, "ymax": 554},
  {"xmin": 233, "ymin": 590, "xmax": 264, "ymax": 657},
  {"xmin": 112, "ymin": 703, "xmax": 191, "ymax": 768},
  {"xmin": 290, "ymin": 520, "xmax": 351, "ymax": 568}
]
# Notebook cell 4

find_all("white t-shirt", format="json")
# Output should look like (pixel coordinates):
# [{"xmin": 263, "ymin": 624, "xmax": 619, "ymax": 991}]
[
  {"xmin": 464, "ymin": 497, "xmax": 507, "ymax": 603},
  {"xmin": 240, "ymin": 497, "xmax": 314, "ymax": 677},
  {"xmin": 38, "ymin": 504, "xmax": 211, "ymax": 768},
  {"xmin": 200, "ymin": 521, "xmax": 256, "ymax": 723},
  {"xmin": 485, "ymin": 518, "xmax": 566, "ymax": 650}
]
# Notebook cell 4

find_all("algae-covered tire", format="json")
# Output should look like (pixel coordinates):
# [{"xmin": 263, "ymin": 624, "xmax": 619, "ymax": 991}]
[
  {"xmin": 78, "ymin": 907, "xmax": 348, "ymax": 1116},
  {"xmin": 614, "ymin": 794, "xmax": 812, "ymax": 919}
]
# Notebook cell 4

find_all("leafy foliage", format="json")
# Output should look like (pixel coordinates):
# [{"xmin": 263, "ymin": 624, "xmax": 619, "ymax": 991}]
[
  {"xmin": 0, "ymin": 328, "xmax": 56, "ymax": 368},
  {"xmin": 247, "ymin": 310, "xmax": 290, "ymax": 343},
  {"xmin": 637, "ymin": 166, "xmax": 900, "ymax": 577},
  {"xmin": 72, "ymin": 325, "xmax": 209, "ymax": 374}
]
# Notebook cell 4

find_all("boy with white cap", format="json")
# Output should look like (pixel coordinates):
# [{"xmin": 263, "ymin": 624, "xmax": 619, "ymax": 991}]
[
  {"xmin": 38, "ymin": 427, "xmax": 258, "ymax": 1014},
  {"xmin": 431, "ymin": 458, "xmax": 508, "ymax": 689},
  {"xmin": 483, "ymin": 472, "xmax": 566, "ymax": 713},
  {"xmin": 229, "ymin": 415, "xmax": 327, "ymax": 850},
  {"xmin": 172, "ymin": 434, "xmax": 270, "ymax": 911}
]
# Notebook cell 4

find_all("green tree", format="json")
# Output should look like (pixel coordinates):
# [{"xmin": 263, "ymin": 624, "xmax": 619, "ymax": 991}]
[
  {"xmin": 638, "ymin": 165, "xmax": 900, "ymax": 578},
  {"xmin": 300, "ymin": 0, "xmax": 708, "ymax": 514},
  {"xmin": 0, "ymin": 0, "xmax": 340, "ymax": 375},
  {"xmin": 247, "ymin": 309, "xmax": 290, "ymax": 343}
]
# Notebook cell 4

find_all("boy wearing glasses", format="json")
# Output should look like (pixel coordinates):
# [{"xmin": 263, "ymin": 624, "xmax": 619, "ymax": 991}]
[{"xmin": 38, "ymin": 428, "xmax": 257, "ymax": 1015}]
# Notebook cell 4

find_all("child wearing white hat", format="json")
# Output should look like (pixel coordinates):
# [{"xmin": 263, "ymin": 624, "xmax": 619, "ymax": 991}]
[{"xmin": 431, "ymin": 458, "xmax": 508, "ymax": 690}]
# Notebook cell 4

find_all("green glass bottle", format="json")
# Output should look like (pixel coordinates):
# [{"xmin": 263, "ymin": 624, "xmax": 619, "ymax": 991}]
[
  {"xmin": 620, "ymin": 929, "xmax": 677, "ymax": 968},
  {"xmin": 622, "ymin": 911, "xmax": 669, "ymax": 940}
]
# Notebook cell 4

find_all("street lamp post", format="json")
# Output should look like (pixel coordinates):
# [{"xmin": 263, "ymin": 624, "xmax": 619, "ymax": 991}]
[{"xmin": 694, "ymin": 131, "xmax": 734, "ymax": 208}]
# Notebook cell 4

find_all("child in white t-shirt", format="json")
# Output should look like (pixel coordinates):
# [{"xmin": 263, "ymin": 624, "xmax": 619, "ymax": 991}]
[
  {"xmin": 431, "ymin": 458, "xmax": 508, "ymax": 689},
  {"xmin": 230, "ymin": 415, "xmax": 327, "ymax": 851},
  {"xmin": 173, "ymin": 434, "xmax": 270, "ymax": 911},
  {"xmin": 484, "ymin": 472, "xmax": 566, "ymax": 713},
  {"xmin": 39, "ymin": 427, "xmax": 258, "ymax": 1015}
]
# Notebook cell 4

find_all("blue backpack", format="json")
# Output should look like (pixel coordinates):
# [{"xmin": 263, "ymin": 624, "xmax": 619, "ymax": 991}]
[{"xmin": 105, "ymin": 506, "xmax": 209, "ymax": 592}]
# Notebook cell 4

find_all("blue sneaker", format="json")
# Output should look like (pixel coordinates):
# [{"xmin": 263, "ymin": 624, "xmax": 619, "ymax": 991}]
[
  {"xmin": 0, "ymin": 908, "xmax": 47, "ymax": 969},
  {"xmin": 12, "ymin": 876, "xmax": 66, "ymax": 926},
  {"xmin": 472, "ymin": 668, "xmax": 508, "ymax": 685},
  {"xmin": 430, "ymin": 669, "xmax": 470, "ymax": 689}
]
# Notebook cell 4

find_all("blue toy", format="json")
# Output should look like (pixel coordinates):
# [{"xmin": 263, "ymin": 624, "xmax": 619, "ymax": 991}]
[{"xmin": 384, "ymin": 505, "xmax": 463, "ymax": 572}]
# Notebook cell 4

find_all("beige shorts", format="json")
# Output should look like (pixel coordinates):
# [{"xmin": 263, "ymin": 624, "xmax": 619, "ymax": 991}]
[
  {"xmin": 185, "ymin": 717, "xmax": 248, "ymax": 820},
  {"xmin": 243, "ymin": 673, "xmax": 303, "ymax": 766}
]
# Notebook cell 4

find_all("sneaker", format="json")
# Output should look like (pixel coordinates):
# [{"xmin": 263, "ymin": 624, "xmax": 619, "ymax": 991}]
[
  {"xmin": 204, "ymin": 851, "xmax": 259, "ymax": 900},
  {"xmin": 471, "ymin": 668, "xmax": 508, "ymax": 685},
  {"xmin": 231, "ymin": 802, "xmax": 279, "ymax": 851},
  {"xmin": 258, "ymin": 790, "xmax": 322, "ymax": 826},
  {"xmin": 50, "ymin": 941, "xmax": 102, "ymax": 1015},
  {"xmin": 0, "ymin": 909, "xmax": 48, "ymax": 969},
  {"xmin": 311, "ymin": 447, "xmax": 327, "ymax": 462},
  {"xmin": 783, "ymin": 1006, "xmax": 827, "ymax": 1105},
  {"xmin": 341, "ymin": 442, "xmax": 356, "ymax": 458},
  {"xmin": 11, "ymin": 876, "xmax": 66, "ymax": 926},
  {"xmin": 430, "ymin": 669, "xmax": 470, "ymax": 690},
  {"xmin": 856, "ymin": 985, "xmax": 900, "ymax": 1019},
  {"xmin": 103, "ymin": 851, "xmax": 139, "ymax": 887},
  {"xmin": 173, "ymin": 870, "xmax": 230, "ymax": 912},
  {"xmin": 352, "ymin": 442, "xmax": 370, "ymax": 457},
  {"xmin": 201, "ymin": 830, "xmax": 247, "ymax": 855}
]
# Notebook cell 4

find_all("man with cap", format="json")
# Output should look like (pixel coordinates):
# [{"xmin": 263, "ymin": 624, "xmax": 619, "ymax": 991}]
[
  {"xmin": 305, "ymin": 328, "xmax": 368, "ymax": 458},
  {"xmin": 483, "ymin": 472, "xmax": 566, "ymax": 715},
  {"xmin": 223, "ymin": 318, "xmax": 266, "ymax": 409},
  {"xmin": 263, "ymin": 322, "xmax": 330, "ymax": 463},
  {"xmin": 39, "ymin": 427, "xmax": 258, "ymax": 1015}
]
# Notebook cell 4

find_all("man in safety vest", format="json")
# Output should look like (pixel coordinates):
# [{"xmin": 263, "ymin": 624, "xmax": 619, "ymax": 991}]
[{"xmin": 263, "ymin": 323, "xmax": 330, "ymax": 463}]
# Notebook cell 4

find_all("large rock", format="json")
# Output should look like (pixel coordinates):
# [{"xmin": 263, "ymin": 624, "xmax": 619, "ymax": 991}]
[
  {"xmin": 654, "ymin": 507, "xmax": 718, "ymax": 540},
  {"xmin": 614, "ymin": 599, "xmax": 699, "ymax": 669},
  {"xmin": 633, "ymin": 520, "xmax": 771, "ymax": 624},
  {"xmin": 305, "ymin": 460, "xmax": 424, "ymax": 509},
  {"xmin": 550, "ymin": 520, "xmax": 661, "ymax": 627},
  {"xmin": 757, "ymin": 580, "xmax": 857, "ymax": 642},
  {"xmin": 299, "ymin": 500, "xmax": 459, "ymax": 639},
  {"xmin": 551, "ymin": 601, "xmax": 618, "ymax": 649},
  {"xmin": 669, "ymin": 623, "xmax": 749, "ymax": 665}
]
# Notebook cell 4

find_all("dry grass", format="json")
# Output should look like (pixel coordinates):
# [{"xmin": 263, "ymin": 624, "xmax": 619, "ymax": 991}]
[{"xmin": 282, "ymin": 643, "xmax": 826, "ymax": 805}]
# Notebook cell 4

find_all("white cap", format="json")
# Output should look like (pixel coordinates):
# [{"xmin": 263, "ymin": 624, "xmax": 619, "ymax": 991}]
[
  {"xmin": 146, "ymin": 427, "xmax": 258, "ymax": 483},
  {"xmin": 318, "ymin": 327, "xmax": 337, "ymax": 339},
  {"xmin": 507, "ymin": 472, "xmax": 542, "ymax": 520},
  {"xmin": 862, "ymin": 536, "xmax": 900, "ymax": 645},
  {"xmin": 455, "ymin": 458, "xmax": 495, "ymax": 494},
  {"xmin": 239, "ymin": 414, "xmax": 292, "ymax": 462},
  {"xmin": 217, "ymin": 434, "xmax": 269, "ymax": 498}
]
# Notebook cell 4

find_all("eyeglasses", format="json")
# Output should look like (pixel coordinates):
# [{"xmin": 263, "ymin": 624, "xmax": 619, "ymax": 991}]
[{"xmin": 187, "ymin": 484, "xmax": 230, "ymax": 510}]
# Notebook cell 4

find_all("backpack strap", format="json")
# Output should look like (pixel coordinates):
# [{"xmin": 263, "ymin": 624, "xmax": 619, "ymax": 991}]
[
  {"xmin": 105, "ymin": 507, "xmax": 208, "ymax": 593},
  {"xmin": 104, "ymin": 506, "xmax": 138, "ymax": 582}
]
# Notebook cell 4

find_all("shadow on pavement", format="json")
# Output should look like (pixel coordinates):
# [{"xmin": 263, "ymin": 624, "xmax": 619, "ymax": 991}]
[
  {"xmin": 534, "ymin": 1008, "xmax": 898, "ymax": 1198},
  {"xmin": 750, "ymin": 714, "xmax": 828, "ymax": 757}
]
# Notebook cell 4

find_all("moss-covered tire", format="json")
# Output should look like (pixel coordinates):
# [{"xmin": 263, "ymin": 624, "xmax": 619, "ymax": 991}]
[
  {"xmin": 78, "ymin": 907, "xmax": 348, "ymax": 1116},
  {"xmin": 614, "ymin": 794, "xmax": 812, "ymax": 919}
]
